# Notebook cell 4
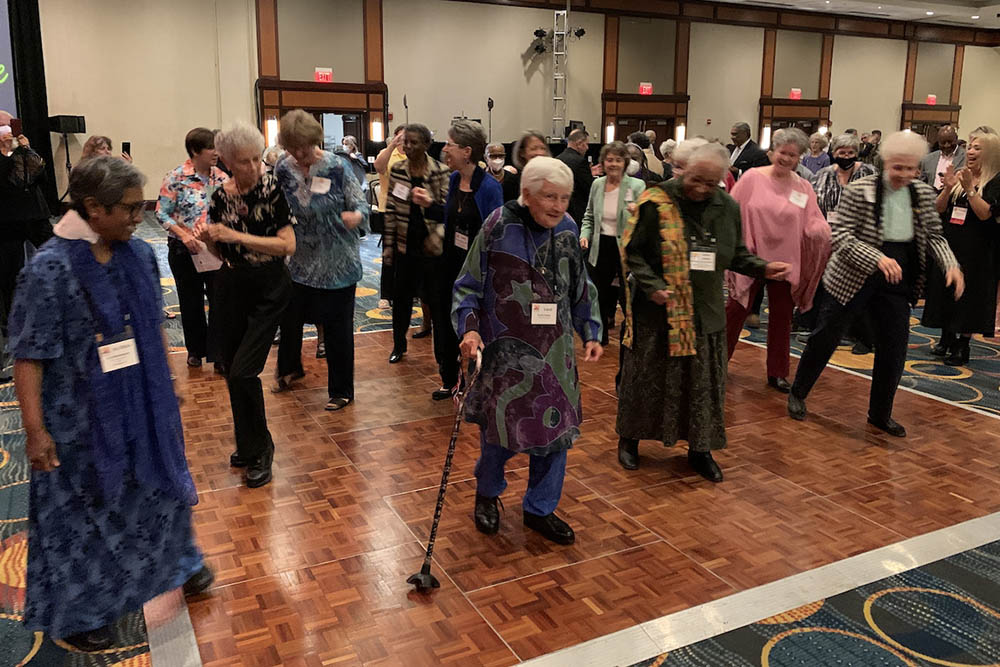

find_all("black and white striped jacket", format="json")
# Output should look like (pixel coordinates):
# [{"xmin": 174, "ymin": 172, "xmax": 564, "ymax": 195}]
[{"xmin": 823, "ymin": 174, "xmax": 958, "ymax": 305}]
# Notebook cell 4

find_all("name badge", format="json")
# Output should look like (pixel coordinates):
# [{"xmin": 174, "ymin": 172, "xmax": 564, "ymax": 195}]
[
  {"xmin": 531, "ymin": 303, "xmax": 558, "ymax": 326},
  {"xmin": 310, "ymin": 176, "xmax": 331, "ymax": 194},
  {"xmin": 789, "ymin": 190, "xmax": 808, "ymax": 209},
  {"xmin": 454, "ymin": 232, "xmax": 469, "ymax": 250},
  {"xmin": 690, "ymin": 249, "xmax": 716, "ymax": 272},
  {"xmin": 950, "ymin": 206, "xmax": 968, "ymax": 225},
  {"xmin": 97, "ymin": 330, "xmax": 140, "ymax": 373},
  {"xmin": 392, "ymin": 182, "xmax": 410, "ymax": 200}
]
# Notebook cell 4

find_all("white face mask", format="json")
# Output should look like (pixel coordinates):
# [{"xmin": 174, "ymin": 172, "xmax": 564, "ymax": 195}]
[
  {"xmin": 626, "ymin": 161, "xmax": 641, "ymax": 176},
  {"xmin": 488, "ymin": 157, "xmax": 505, "ymax": 172}
]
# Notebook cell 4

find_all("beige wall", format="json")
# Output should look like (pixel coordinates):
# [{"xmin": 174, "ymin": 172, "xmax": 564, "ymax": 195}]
[
  {"xmin": 829, "ymin": 35, "xmax": 907, "ymax": 135},
  {"xmin": 687, "ymin": 22, "xmax": 763, "ymax": 141},
  {"xmin": 960, "ymin": 46, "xmax": 1000, "ymax": 136},
  {"xmin": 40, "ymin": 0, "xmax": 257, "ymax": 200},
  {"xmin": 914, "ymin": 41, "xmax": 955, "ymax": 105},
  {"xmin": 773, "ymin": 30, "xmax": 822, "ymax": 100},
  {"xmin": 277, "ymin": 0, "xmax": 365, "ymax": 83},
  {"xmin": 617, "ymin": 17, "xmax": 675, "ymax": 95},
  {"xmin": 382, "ymin": 0, "xmax": 604, "ymax": 143}
]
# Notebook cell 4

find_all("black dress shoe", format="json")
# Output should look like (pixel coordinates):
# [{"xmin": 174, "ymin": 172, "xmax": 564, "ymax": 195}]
[
  {"xmin": 229, "ymin": 450, "xmax": 248, "ymax": 467},
  {"xmin": 618, "ymin": 437, "xmax": 639, "ymax": 470},
  {"xmin": 388, "ymin": 349, "xmax": 405, "ymax": 364},
  {"xmin": 788, "ymin": 392, "xmax": 807, "ymax": 421},
  {"xmin": 930, "ymin": 342, "xmax": 949, "ymax": 356},
  {"xmin": 688, "ymin": 451, "xmax": 723, "ymax": 483},
  {"xmin": 767, "ymin": 376, "xmax": 791, "ymax": 393},
  {"xmin": 474, "ymin": 493, "xmax": 500, "ymax": 535},
  {"xmin": 851, "ymin": 342, "xmax": 872, "ymax": 355},
  {"xmin": 183, "ymin": 565, "xmax": 215, "ymax": 598},
  {"xmin": 523, "ymin": 510, "xmax": 575, "ymax": 544},
  {"xmin": 63, "ymin": 626, "xmax": 115, "ymax": 652},
  {"xmin": 246, "ymin": 444, "xmax": 274, "ymax": 488},
  {"xmin": 412, "ymin": 328, "xmax": 432, "ymax": 339},
  {"xmin": 187, "ymin": 355, "xmax": 202, "ymax": 368},
  {"xmin": 213, "ymin": 362, "xmax": 228, "ymax": 376},
  {"xmin": 867, "ymin": 416, "xmax": 906, "ymax": 438},
  {"xmin": 944, "ymin": 338, "xmax": 970, "ymax": 367},
  {"xmin": 432, "ymin": 386, "xmax": 456, "ymax": 401}
]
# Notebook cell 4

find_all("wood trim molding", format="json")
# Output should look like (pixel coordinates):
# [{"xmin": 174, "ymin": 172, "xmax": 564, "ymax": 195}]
[
  {"xmin": 255, "ymin": 0, "xmax": 279, "ymax": 79},
  {"xmin": 603, "ymin": 15, "xmax": 619, "ymax": 92},
  {"xmin": 761, "ymin": 29, "xmax": 776, "ymax": 98},
  {"xmin": 674, "ymin": 20, "xmax": 690, "ymax": 95},
  {"xmin": 819, "ymin": 34, "xmax": 834, "ymax": 100},
  {"xmin": 903, "ymin": 40, "xmax": 918, "ymax": 102},
  {"xmin": 950, "ymin": 44, "xmax": 964, "ymax": 106},
  {"xmin": 363, "ymin": 0, "xmax": 384, "ymax": 83}
]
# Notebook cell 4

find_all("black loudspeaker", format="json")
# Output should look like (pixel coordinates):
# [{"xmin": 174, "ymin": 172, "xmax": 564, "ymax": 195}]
[{"xmin": 48, "ymin": 115, "xmax": 86, "ymax": 134}]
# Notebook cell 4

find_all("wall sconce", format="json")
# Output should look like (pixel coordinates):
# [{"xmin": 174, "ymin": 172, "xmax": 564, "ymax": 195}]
[
  {"xmin": 265, "ymin": 118, "xmax": 279, "ymax": 147},
  {"xmin": 818, "ymin": 124, "xmax": 829, "ymax": 136},
  {"xmin": 675, "ymin": 124, "xmax": 686, "ymax": 142},
  {"xmin": 605, "ymin": 123, "xmax": 615, "ymax": 143},
  {"xmin": 760, "ymin": 125, "xmax": 772, "ymax": 150},
  {"xmin": 371, "ymin": 120, "xmax": 384, "ymax": 143}
]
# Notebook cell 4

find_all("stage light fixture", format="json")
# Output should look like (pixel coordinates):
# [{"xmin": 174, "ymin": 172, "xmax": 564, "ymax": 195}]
[
  {"xmin": 534, "ymin": 28, "xmax": 547, "ymax": 38},
  {"xmin": 574, "ymin": 28, "xmax": 586, "ymax": 38}
]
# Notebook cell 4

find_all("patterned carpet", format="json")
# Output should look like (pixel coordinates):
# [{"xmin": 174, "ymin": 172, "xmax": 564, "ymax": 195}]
[{"xmin": 630, "ymin": 539, "xmax": 1000, "ymax": 666}]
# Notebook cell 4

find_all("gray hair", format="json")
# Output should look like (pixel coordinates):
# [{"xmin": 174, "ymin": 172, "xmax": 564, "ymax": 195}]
[
  {"xmin": 215, "ymin": 121, "xmax": 265, "ymax": 163},
  {"xmin": 518, "ymin": 156, "xmax": 572, "ymax": 205},
  {"xmin": 771, "ymin": 128, "xmax": 809, "ymax": 155},
  {"xmin": 880, "ymin": 130, "xmax": 929, "ymax": 162},
  {"xmin": 512, "ymin": 130, "xmax": 548, "ymax": 170},
  {"xmin": 971, "ymin": 126, "xmax": 997, "ymax": 140},
  {"xmin": 809, "ymin": 132, "xmax": 829, "ymax": 149},
  {"xmin": 485, "ymin": 142, "xmax": 505, "ymax": 157},
  {"xmin": 688, "ymin": 143, "xmax": 730, "ymax": 172},
  {"xmin": 70, "ymin": 155, "xmax": 146, "ymax": 218},
  {"xmin": 448, "ymin": 119, "xmax": 487, "ymax": 164},
  {"xmin": 830, "ymin": 133, "xmax": 861, "ymax": 154},
  {"xmin": 732, "ymin": 121, "xmax": 752, "ymax": 135},
  {"xmin": 659, "ymin": 139, "xmax": 677, "ymax": 158},
  {"xmin": 672, "ymin": 137, "xmax": 709, "ymax": 168}
]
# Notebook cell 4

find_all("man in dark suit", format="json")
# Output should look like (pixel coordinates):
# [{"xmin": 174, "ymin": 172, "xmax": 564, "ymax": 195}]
[
  {"xmin": 727, "ymin": 122, "xmax": 770, "ymax": 180},
  {"xmin": 556, "ymin": 128, "xmax": 593, "ymax": 227}
]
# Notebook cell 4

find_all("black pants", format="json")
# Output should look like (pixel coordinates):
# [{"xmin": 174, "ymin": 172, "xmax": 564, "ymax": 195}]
[
  {"xmin": 215, "ymin": 263, "xmax": 292, "ymax": 461},
  {"xmin": 167, "ymin": 238, "xmax": 218, "ymax": 361},
  {"xmin": 590, "ymin": 234, "xmax": 623, "ymax": 344},
  {"xmin": 392, "ymin": 253, "xmax": 458, "ymax": 386},
  {"xmin": 792, "ymin": 243, "xmax": 914, "ymax": 423},
  {"xmin": 277, "ymin": 282, "xmax": 356, "ymax": 400},
  {"xmin": 0, "ymin": 218, "xmax": 52, "ymax": 335}
]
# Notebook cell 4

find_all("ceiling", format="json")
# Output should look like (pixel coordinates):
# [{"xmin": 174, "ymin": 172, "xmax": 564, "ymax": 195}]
[{"xmin": 719, "ymin": 0, "xmax": 1000, "ymax": 28}]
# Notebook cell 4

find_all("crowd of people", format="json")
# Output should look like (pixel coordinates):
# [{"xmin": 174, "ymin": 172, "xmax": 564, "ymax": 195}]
[{"xmin": 2, "ymin": 107, "xmax": 997, "ymax": 648}]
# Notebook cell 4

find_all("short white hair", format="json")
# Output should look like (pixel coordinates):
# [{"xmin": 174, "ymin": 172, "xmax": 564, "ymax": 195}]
[
  {"xmin": 880, "ymin": 130, "xmax": 928, "ymax": 163},
  {"xmin": 518, "ymin": 156, "xmax": 572, "ymax": 205},
  {"xmin": 688, "ymin": 143, "xmax": 730, "ymax": 172},
  {"xmin": 660, "ymin": 139, "xmax": 677, "ymax": 158},
  {"xmin": 772, "ymin": 128, "xmax": 809, "ymax": 155},
  {"xmin": 215, "ymin": 121, "xmax": 265, "ymax": 163},
  {"xmin": 672, "ymin": 138, "xmax": 709, "ymax": 168}
]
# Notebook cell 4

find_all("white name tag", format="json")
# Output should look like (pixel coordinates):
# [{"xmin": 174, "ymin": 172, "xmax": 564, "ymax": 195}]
[
  {"xmin": 950, "ymin": 206, "xmax": 968, "ymax": 225},
  {"xmin": 98, "ymin": 337, "xmax": 140, "ymax": 373},
  {"xmin": 392, "ymin": 182, "xmax": 410, "ymax": 200},
  {"xmin": 690, "ymin": 250, "xmax": 716, "ymax": 271},
  {"xmin": 531, "ymin": 303, "xmax": 558, "ymax": 325},
  {"xmin": 310, "ymin": 176, "xmax": 331, "ymax": 194},
  {"xmin": 454, "ymin": 232, "xmax": 469, "ymax": 250},
  {"xmin": 789, "ymin": 190, "xmax": 808, "ymax": 209}
]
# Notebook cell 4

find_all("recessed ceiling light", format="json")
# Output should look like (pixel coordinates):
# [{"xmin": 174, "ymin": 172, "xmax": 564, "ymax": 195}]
[
  {"xmin": 972, "ymin": 15, "xmax": 980, "ymax": 19},
  {"xmin": 926, "ymin": 10, "xmax": 934, "ymax": 15}
]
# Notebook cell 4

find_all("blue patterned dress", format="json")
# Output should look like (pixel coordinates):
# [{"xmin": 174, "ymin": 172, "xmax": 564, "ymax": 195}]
[{"xmin": 8, "ymin": 238, "xmax": 203, "ymax": 637}]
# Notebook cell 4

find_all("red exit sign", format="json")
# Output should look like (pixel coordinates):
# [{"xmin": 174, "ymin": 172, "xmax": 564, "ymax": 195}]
[
  {"xmin": 314, "ymin": 67, "xmax": 333, "ymax": 83},
  {"xmin": 638, "ymin": 82, "xmax": 653, "ymax": 95}
]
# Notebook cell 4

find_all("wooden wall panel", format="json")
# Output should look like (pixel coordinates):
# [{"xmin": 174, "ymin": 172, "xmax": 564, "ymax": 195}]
[
  {"xmin": 950, "ymin": 45, "xmax": 964, "ymax": 105},
  {"xmin": 256, "ymin": 0, "xmax": 279, "ymax": 78},
  {"xmin": 363, "ymin": 0, "xmax": 384, "ymax": 83},
  {"xmin": 280, "ymin": 91, "xmax": 369, "ymax": 109},
  {"xmin": 603, "ymin": 15, "xmax": 619, "ymax": 92},
  {"xmin": 780, "ymin": 12, "xmax": 836, "ymax": 31},
  {"xmin": 819, "ymin": 34, "xmax": 834, "ymax": 99},
  {"xmin": 682, "ymin": 3, "xmax": 713, "ymax": 19},
  {"xmin": 590, "ymin": 0, "xmax": 678, "ymax": 12},
  {"xmin": 262, "ymin": 90, "xmax": 279, "ymax": 106},
  {"xmin": 715, "ymin": 6, "xmax": 777, "ymax": 25},
  {"xmin": 836, "ymin": 17, "xmax": 890, "ymax": 37},
  {"xmin": 761, "ymin": 29, "xmax": 776, "ymax": 98},
  {"xmin": 903, "ymin": 41, "xmax": 918, "ymax": 102},
  {"xmin": 674, "ymin": 21, "xmax": 690, "ymax": 95},
  {"xmin": 616, "ymin": 101, "xmax": 677, "ymax": 116}
]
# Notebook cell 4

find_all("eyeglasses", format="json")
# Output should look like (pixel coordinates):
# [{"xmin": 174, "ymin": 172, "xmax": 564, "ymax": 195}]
[{"xmin": 114, "ymin": 202, "xmax": 145, "ymax": 217}]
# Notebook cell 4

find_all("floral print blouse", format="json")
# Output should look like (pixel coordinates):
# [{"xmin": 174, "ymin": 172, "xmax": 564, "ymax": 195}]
[{"xmin": 208, "ymin": 173, "xmax": 295, "ymax": 267}]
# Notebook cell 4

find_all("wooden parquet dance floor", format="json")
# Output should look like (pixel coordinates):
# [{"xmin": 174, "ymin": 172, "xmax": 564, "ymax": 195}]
[{"xmin": 176, "ymin": 331, "xmax": 1000, "ymax": 666}]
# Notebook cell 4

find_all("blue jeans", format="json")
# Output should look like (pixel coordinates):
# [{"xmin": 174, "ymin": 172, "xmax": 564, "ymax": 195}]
[{"xmin": 474, "ymin": 433, "xmax": 568, "ymax": 516}]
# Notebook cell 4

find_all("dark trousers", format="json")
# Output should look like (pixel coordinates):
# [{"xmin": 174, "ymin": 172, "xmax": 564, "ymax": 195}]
[
  {"xmin": 590, "ymin": 234, "xmax": 623, "ymax": 343},
  {"xmin": 1, "ymin": 219, "xmax": 52, "ymax": 335},
  {"xmin": 792, "ymin": 245, "xmax": 914, "ymax": 423},
  {"xmin": 393, "ymin": 253, "xmax": 458, "ymax": 386},
  {"xmin": 277, "ymin": 282, "xmax": 356, "ymax": 400},
  {"xmin": 167, "ymin": 238, "xmax": 218, "ymax": 360},
  {"xmin": 216, "ymin": 263, "xmax": 292, "ymax": 461}
]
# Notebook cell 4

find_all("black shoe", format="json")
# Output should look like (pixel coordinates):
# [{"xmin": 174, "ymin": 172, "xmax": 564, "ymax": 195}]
[
  {"xmin": 851, "ymin": 342, "xmax": 872, "ymax": 355},
  {"xmin": 412, "ymin": 328, "xmax": 432, "ymax": 339},
  {"xmin": 389, "ymin": 349, "xmax": 405, "ymax": 364},
  {"xmin": 618, "ymin": 437, "xmax": 639, "ymax": 470},
  {"xmin": 187, "ymin": 356, "xmax": 202, "ymax": 368},
  {"xmin": 767, "ymin": 376, "xmax": 791, "ymax": 393},
  {"xmin": 474, "ymin": 493, "xmax": 500, "ymax": 535},
  {"xmin": 867, "ymin": 416, "xmax": 906, "ymax": 438},
  {"xmin": 183, "ymin": 565, "xmax": 215, "ymax": 598},
  {"xmin": 688, "ymin": 450, "xmax": 723, "ymax": 483},
  {"xmin": 432, "ymin": 386, "xmax": 456, "ymax": 401},
  {"xmin": 230, "ymin": 450, "xmax": 248, "ymax": 467},
  {"xmin": 63, "ymin": 626, "xmax": 115, "ymax": 652},
  {"xmin": 523, "ymin": 510, "xmax": 575, "ymax": 545},
  {"xmin": 246, "ymin": 445, "xmax": 274, "ymax": 488},
  {"xmin": 213, "ymin": 362, "xmax": 227, "ymax": 376},
  {"xmin": 931, "ymin": 331, "xmax": 956, "ymax": 357},
  {"xmin": 944, "ymin": 338, "xmax": 970, "ymax": 367},
  {"xmin": 788, "ymin": 392, "xmax": 807, "ymax": 421}
]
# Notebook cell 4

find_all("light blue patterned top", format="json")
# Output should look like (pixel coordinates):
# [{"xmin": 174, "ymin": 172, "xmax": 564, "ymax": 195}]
[{"xmin": 275, "ymin": 150, "xmax": 370, "ymax": 290}]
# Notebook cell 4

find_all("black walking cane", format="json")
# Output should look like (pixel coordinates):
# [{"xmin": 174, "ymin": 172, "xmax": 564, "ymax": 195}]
[{"xmin": 407, "ymin": 350, "xmax": 482, "ymax": 592}]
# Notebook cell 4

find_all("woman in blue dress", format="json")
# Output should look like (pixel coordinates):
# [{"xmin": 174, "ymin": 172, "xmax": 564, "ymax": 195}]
[{"xmin": 9, "ymin": 157, "xmax": 211, "ymax": 651}]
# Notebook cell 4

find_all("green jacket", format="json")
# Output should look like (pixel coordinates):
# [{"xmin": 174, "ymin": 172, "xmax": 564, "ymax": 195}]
[
  {"xmin": 579, "ymin": 175, "xmax": 646, "ymax": 266},
  {"xmin": 626, "ymin": 178, "xmax": 767, "ymax": 335}
]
